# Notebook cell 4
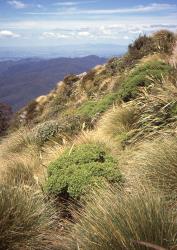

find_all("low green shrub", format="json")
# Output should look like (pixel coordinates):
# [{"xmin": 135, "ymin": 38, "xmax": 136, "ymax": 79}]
[
  {"xmin": 66, "ymin": 187, "xmax": 177, "ymax": 250},
  {"xmin": 0, "ymin": 184, "xmax": 54, "ymax": 250},
  {"xmin": 46, "ymin": 143, "xmax": 122, "ymax": 199},
  {"xmin": 119, "ymin": 60, "xmax": 172, "ymax": 101},
  {"xmin": 77, "ymin": 93, "xmax": 120, "ymax": 119}
]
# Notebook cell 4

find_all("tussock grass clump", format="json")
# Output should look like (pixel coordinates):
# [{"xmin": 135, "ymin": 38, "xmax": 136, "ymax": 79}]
[
  {"xmin": 119, "ymin": 60, "xmax": 172, "ymax": 101},
  {"xmin": 0, "ymin": 129, "xmax": 36, "ymax": 155},
  {"xmin": 0, "ymin": 184, "xmax": 55, "ymax": 250},
  {"xmin": 153, "ymin": 30, "xmax": 176, "ymax": 54},
  {"xmin": 98, "ymin": 105, "xmax": 138, "ymax": 143},
  {"xmin": 140, "ymin": 138, "xmax": 177, "ymax": 199},
  {"xmin": 46, "ymin": 143, "xmax": 122, "ymax": 199},
  {"xmin": 66, "ymin": 187, "xmax": 177, "ymax": 250},
  {"xmin": 2, "ymin": 160, "xmax": 36, "ymax": 186}
]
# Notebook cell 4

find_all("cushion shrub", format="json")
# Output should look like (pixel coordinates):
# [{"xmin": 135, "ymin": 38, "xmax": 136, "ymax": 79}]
[{"xmin": 46, "ymin": 143, "xmax": 122, "ymax": 199}]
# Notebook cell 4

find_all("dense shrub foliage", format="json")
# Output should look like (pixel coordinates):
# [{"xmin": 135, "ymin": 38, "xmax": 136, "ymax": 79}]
[{"xmin": 46, "ymin": 143, "xmax": 122, "ymax": 199}]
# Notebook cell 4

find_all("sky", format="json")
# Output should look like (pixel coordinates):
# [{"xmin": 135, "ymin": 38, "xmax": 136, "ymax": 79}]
[{"xmin": 0, "ymin": 0, "xmax": 177, "ymax": 47}]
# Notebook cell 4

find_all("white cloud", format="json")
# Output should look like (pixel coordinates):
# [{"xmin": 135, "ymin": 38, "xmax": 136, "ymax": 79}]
[
  {"xmin": 26, "ymin": 3, "xmax": 176, "ymax": 15},
  {"xmin": 123, "ymin": 35, "xmax": 130, "ymax": 40},
  {"xmin": 0, "ymin": 30, "xmax": 20, "ymax": 38},
  {"xmin": 54, "ymin": 1, "xmax": 80, "ymax": 6},
  {"xmin": 8, "ymin": 0, "xmax": 27, "ymax": 9},
  {"xmin": 54, "ymin": 1, "xmax": 96, "ymax": 6},
  {"xmin": 80, "ymin": 3, "xmax": 176, "ymax": 15},
  {"xmin": 78, "ymin": 31, "xmax": 91, "ymax": 37},
  {"xmin": 41, "ymin": 32, "xmax": 69, "ymax": 39}
]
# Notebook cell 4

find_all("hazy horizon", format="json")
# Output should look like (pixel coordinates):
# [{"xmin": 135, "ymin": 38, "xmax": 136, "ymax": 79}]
[
  {"xmin": 0, "ymin": 0, "xmax": 177, "ymax": 51},
  {"xmin": 0, "ymin": 43, "xmax": 127, "ymax": 59}
]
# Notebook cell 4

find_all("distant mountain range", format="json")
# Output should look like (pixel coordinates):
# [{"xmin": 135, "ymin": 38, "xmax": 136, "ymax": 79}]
[
  {"xmin": 0, "ymin": 56, "xmax": 107, "ymax": 111},
  {"xmin": 0, "ymin": 45, "xmax": 126, "ymax": 60}
]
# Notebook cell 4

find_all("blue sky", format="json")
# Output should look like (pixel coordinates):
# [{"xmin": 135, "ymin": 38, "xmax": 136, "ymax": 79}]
[{"xmin": 0, "ymin": 0, "xmax": 177, "ymax": 47}]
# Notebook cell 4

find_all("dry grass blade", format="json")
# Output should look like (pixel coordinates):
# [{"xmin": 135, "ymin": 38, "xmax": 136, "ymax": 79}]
[{"xmin": 132, "ymin": 240, "xmax": 167, "ymax": 250}]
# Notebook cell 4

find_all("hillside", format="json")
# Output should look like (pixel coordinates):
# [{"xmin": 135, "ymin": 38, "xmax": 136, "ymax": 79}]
[
  {"xmin": 0, "ymin": 30, "xmax": 177, "ymax": 250},
  {"xmin": 0, "ymin": 55, "xmax": 106, "ymax": 111},
  {"xmin": 0, "ymin": 102, "xmax": 12, "ymax": 136}
]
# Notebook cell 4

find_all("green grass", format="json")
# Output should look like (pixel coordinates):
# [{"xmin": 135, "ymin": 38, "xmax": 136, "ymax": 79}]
[
  {"xmin": 78, "ymin": 61, "xmax": 172, "ymax": 118},
  {"xmin": 77, "ymin": 93, "xmax": 120, "ymax": 118},
  {"xmin": 46, "ymin": 143, "xmax": 122, "ymax": 199},
  {"xmin": 119, "ymin": 61, "xmax": 172, "ymax": 101}
]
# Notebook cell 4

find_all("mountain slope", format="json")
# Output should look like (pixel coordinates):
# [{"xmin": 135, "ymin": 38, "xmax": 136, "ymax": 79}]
[
  {"xmin": 0, "ymin": 30, "xmax": 177, "ymax": 250},
  {"xmin": 0, "ymin": 55, "xmax": 106, "ymax": 111}
]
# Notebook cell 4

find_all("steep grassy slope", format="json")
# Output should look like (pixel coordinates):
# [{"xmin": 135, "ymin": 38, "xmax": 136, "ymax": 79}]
[{"xmin": 0, "ymin": 30, "xmax": 177, "ymax": 250}]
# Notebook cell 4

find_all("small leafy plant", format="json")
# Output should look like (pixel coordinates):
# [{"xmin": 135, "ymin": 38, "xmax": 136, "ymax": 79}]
[{"xmin": 32, "ymin": 120, "xmax": 59, "ymax": 145}]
